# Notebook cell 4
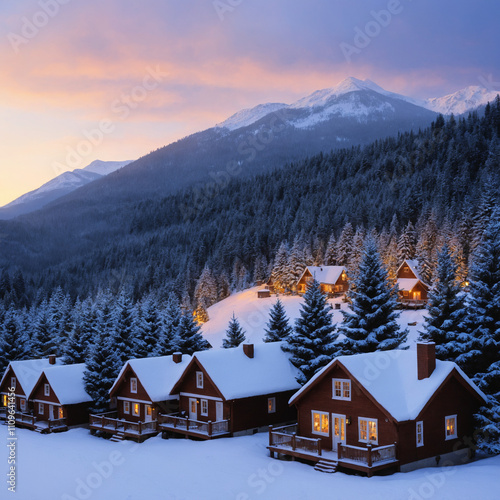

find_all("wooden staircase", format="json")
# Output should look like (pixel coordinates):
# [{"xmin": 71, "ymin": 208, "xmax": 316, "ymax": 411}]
[
  {"xmin": 109, "ymin": 432, "xmax": 126, "ymax": 443},
  {"xmin": 314, "ymin": 458, "xmax": 338, "ymax": 473}
]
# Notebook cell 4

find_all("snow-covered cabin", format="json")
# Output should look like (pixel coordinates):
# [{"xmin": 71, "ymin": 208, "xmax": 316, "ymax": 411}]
[
  {"xmin": 28, "ymin": 363, "xmax": 92, "ymax": 432},
  {"xmin": 296, "ymin": 266, "xmax": 348, "ymax": 295},
  {"xmin": 89, "ymin": 353, "xmax": 191, "ymax": 442},
  {"xmin": 396, "ymin": 259, "xmax": 429, "ymax": 304},
  {"xmin": 163, "ymin": 343, "xmax": 301, "ymax": 439},
  {"xmin": 268, "ymin": 343, "xmax": 486, "ymax": 476},
  {"xmin": 0, "ymin": 355, "xmax": 62, "ymax": 426}
]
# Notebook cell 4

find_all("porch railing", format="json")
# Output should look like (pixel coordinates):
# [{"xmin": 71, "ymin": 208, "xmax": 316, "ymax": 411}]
[
  {"xmin": 89, "ymin": 412, "xmax": 157, "ymax": 435},
  {"xmin": 268, "ymin": 425, "xmax": 322, "ymax": 456},
  {"xmin": 15, "ymin": 412, "xmax": 37, "ymax": 426},
  {"xmin": 157, "ymin": 413, "xmax": 229, "ymax": 437},
  {"xmin": 338, "ymin": 442, "xmax": 397, "ymax": 467}
]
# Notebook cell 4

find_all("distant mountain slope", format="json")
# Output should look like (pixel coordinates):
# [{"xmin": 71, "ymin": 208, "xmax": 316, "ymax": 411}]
[{"xmin": 0, "ymin": 159, "xmax": 132, "ymax": 220}]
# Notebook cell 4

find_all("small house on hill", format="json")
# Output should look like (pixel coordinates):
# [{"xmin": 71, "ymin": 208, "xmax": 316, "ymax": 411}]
[
  {"xmin": 296, "ymin": 266, "xmax": 348, "ymax": 296},
  {"xmin": 0, "ymin": 355, "xmax": 62, "ymax": 428},
  {"xmin": 268, "ymin": 343, "xmax": 486, "ymax": 476},
  {"xmin": 161, "ymin": 342, "xmax": 301, "ymax": 439},
  {"xmin": 90, "ymin": 353, "xmax": 190, "ymax": 442},
  {"xmin": 396, "ymin": 259, "xmax": 430, "ymax": 306},
  {"xmin": 28, "ymin": 363, "xmax": 92, "ymax": 433}
]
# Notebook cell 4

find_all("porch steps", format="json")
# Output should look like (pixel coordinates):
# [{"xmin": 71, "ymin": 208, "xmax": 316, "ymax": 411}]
[
  {"xmin": 109, "ymin": 432, "xmax": 126, "ymax": 443},
  {"xmin": 314, "ymin": 458, "xmax": 338, "ymax": 474}
]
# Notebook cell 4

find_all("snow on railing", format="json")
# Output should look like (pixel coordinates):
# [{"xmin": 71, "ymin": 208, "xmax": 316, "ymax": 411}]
[
  {"xmin": 268, "ymin": 425, "xmax": 322, "ymax": 456},
  {"xmin": 157, "ymin": 413, "xmax": 229, "ymax": 437}
]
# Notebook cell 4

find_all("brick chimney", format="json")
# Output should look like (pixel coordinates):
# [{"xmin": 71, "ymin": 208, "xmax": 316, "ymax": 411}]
[
  {"xmin": 172, "ymin": 352, "xmax": 182, "ymax": 364},
  {"xmin": 49, "ymin": 354, "xmax": 56, "ymax": 365},
  {"xmin": 243, "ymin": 344, "xmax": 254, "ymax": 359},
  {"xmin": 417, "ymin": 342, "xmax": 436, "ymax": 380}
]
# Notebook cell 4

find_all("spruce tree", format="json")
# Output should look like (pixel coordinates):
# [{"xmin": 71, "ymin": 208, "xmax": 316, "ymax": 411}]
[
  {"xmin": 62, "ymin": 298, "xmax": 96, "ymax": 364},
  {"xmin": 271, "ymin": 241, "xmax": 290, "ymax": 292},
  {"xmin": 324, "ymin": 234, "xmax": 337, "ymax": 265},
  {"xmin": 282, "ymin": 279, "xmax": 338, "ymax": 385},
  {"xmin": 133, "ymin": 295, "xmax": 161, "ymax": 358},
  {"xmin": 110, "ymin": 290, "xmax": 137, "ymax": 366},
  {"xmin": 222, "ymin": 313, "xmax": 246, "ymax": 348},
  {"xmin": 397, "ymin": 221, "xmax": 416, "ymax": 261},
  {"xmin": 338, "ymin": 239, "xmax": 407, "ymax": 354},
  {"xmin": 156, "ymin": 295, "xmax": 181, "ymax": 356},
  {"xmin": 420, "ymin": 245, "xmax": 468, "ymax": 360},
  {"xmin": 0, "ymin": 307, "xmax": 30, "ymax": 374},
  {"xmin": 263, "ymin": 299, "xmax": 292, "ymax": 342},
  {"xmin": 31, "ymin": 302, "xmax": 59, "ymax": 357},
  {"xmin": 176, "ymin": 312, "xmax": 210, "ymax": 355}
]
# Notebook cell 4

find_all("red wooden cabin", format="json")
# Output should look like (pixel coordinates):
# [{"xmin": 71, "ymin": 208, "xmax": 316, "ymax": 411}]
[
  {"xmin": 296, "ymin": 266, "xmax": 348, "ymax": 296},
  {"xmin": 396, "ymin": 259, "xmax": 430, "ymax": 306}
]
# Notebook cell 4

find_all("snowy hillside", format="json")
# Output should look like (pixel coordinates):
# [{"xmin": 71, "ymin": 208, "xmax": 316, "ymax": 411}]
[
  {"xmin": 5, "ymin": 427, "xmax": 498, "ymax": 500},
  {"xmin": 424, "ymin": 85, "xmax": 499, "ymax": 115},
  {"xmin": 83, "ymin": 159, "xmax": 133, "ymax": 176},
  {"xmin": 201, "ymin": 286, "xmax": 426, "ymax": 349},
  {"xmin": 215, "ymin": 102, "xmax": 287, "ymax": 130}
]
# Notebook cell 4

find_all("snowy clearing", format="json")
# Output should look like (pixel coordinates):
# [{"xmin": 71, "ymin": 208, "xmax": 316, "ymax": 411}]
[
  {"xmin": 2, "ymin": 427, "xmax": 498, "ymax": 500},
  {"xmin": 201, "ymin": 286, "xmax": 426, "ymax": 349}
]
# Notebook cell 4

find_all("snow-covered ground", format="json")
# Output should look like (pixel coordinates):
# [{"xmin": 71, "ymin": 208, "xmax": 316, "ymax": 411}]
[
  {"xmin": 2, "ymin": 427, "xmax": 498, "ymax": 500},
  {"xmin": 201, "ymin": 286, "xmax": 426, "ymax": 349}
]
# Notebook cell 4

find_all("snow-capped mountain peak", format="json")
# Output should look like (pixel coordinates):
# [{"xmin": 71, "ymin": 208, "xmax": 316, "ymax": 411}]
[
  {"xmin": 83, "ymin": 159, "xmax": 133, "ymax": 176},
  {"xmin": 424, "ymin": 85, "xmax": 499, "ymax": 115},
  {"xmin": 215, "ymin": 102, "xmax": 287, "ymax": 131}
]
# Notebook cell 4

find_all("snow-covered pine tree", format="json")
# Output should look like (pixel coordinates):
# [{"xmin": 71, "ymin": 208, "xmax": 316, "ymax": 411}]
[
  {"xmin": 253, "ymin": 255, "xmax": 268, "ymax": 284},
  {"xmin": 288, "ymin": 236, "xmax": 307, "ymax": 288},
  {"xmin": 397, "ymin": 221, "xmax": 417, "ymax": 261},
  {"xmin": 338, "ymin": 239, "xmax": 407, "ymax": 354},
  {"xmin": 324, "ymin": 234, "xmax": 337, "ymax": 265},
  {"xmin": 263, "ymin": 298, "xmax": 292, "ymax": 342},
  {"xmin": 336, "ymin": 222, "xmax": 354, "ymax": 267},
  {"xmin": 194, "ymin": 265, "xmax": 218, "ymax": 311},
  {"xmin": 282, "ymin": 278, "xmax": 338, "ymax": 385},
  {"xmin": 31, "ymin": 301, "xmax": 59, "ymax": 357},
  {"xmin": 416, "ymin": 211, "xmax": 438, "ymax": 284},
  {"xmin": 419, "ymin": 244, "xmax": 468, "ymax": 360},
  {"xmin": 62, "ymin": 298, "xmax": 96, "ymax": 364},
  {"xmin": 0, "ymin": 307, "xmax": 30, "ymax": 374},
  {"xmin": 222, "ymin": 313, "xmax": 246, "ymax": 348},
  {"xmin": 271, "ymin": 241, "xmax": 290, "ymax": 292},
  {"xmin": 110, "ymin": 290, "xmax": 137, "ymax": 367},
  {"xmin": 156, "ymin": 295, "xmax": 181, "ymax": 356},
  {"xmin": 134, "ymin": 295, "xmax": 161, "ymax": 358},
  {"xmin": 347, "ymin": 227, "xmax": 365, "ymax": 280},
  {"xmin": 176, "ymin": 312, "xmax": 211, "ymax": 355}
]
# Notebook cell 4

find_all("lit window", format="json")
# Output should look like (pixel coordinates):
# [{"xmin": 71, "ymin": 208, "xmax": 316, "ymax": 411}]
[
  {"xmin": 268, "ymin": 397, "xmax": 276, "ymax": 414},
  {"xmin": 44, "ymin": 384, "xmax": 50, "ymax": 396},
  {"xmin": 445, "ymin": 415, "xmax": 457, "ymax": 440},
  {"xmin": 312, "ymin": 411, "xmax": 329, "ymax": 436},
  {"xmin": 20, "ymin": 399, "xmax": 26, "ymax": 412},
  {"xmin": 130, "ymin": 378, "xmax": 137, "ymax": 394},
  {"xmin": 342, "ymin": 272, "xmax": 347, "ymax": 281},
  {"xmin": 416, "ymin": 421, "xmax": 424, "ymax": 447},
  {"xmin": 11, "ymin": 377, "xmax": 16, "ymax": 390},
  {"xmin": 38, "ymin": 402, "xmax": 44, "ymax": 415},
  {"xmin": 123, "ymin": 401, "xmax": 130, "ymax": 414},
  {"xmin": 132, "ymin": 403, "xmax": 140, "ymax": 417},
  {"xmin": 403, "ymin": 266, "xmax": 410, "ymax": 273},
  {"xmin": 201, "ymin": 399, "xmax": 208, "ymax": 416},
  {"xmin": 58, "ymin": 407, "xmax": 64, "ymax": 419},
  {"xmin": 196, "ymin": 371, "xmax": 204, "ymax": 389},
  {"xmin": 359, "ymin": 417, "xmax": 378, "ymax": 444},
  {"xmin": 2, "ymin": 394, "xmax": 7, "ymax": 407},
  {"xmin": 332, "ymin": 379, "xmax": 351, "ymax": 401}
]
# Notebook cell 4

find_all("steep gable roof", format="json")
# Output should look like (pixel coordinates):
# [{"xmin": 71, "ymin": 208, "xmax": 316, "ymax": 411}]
[
  {"xmin": 290, "ymin": 350, "xmax": 486, "ymax": 422},
  {"xmin": 110, "ymin": 354, "xmax": 191, "ymax": 402},
  {"xmin": 299, "ymin": 266, "xmax": 347, "ymax": 285},
  {"xmin": 173, "ymin": 343, "xmax": 301, "ymax": 400}
]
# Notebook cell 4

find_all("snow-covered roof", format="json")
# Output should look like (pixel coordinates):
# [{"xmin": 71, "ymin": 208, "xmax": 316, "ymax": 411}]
[
  {"xmin": 187, "ymin": 342, "xmax": 301, "ymax": 400},
  {"xmin": 34, "ymin": 364, "xmax": 92, "ymax": 405},
  {"xmin": 290, "ymin": 350, "xmax": 487, "ymax": 422},
  {"xmin": 1, "ymin": 357, "xmax": 63, "ymax": 397},
  {"xmin": 301, "ymin": 266, "xmax": 346, "ymax": 285},
  {"xmin": 396, "ymin": 278, "xmax": 420, "ymax": 291},
  {"xmin": 111, "ymin": 354, "xmax": 191, "ymax": 402}
]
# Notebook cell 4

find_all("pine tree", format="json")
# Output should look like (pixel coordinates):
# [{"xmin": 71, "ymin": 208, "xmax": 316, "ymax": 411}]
[
  {"xmin": 419, "ymin": 245, "xmax": 468, "ymax": 360},
  {"xmin": 176, "ymin": 312, "xmax": 211, "ymax": 355},
  {"xmin": 0, "ymin": 307, "xmax": 30, "ymax": 374},
  {"xmin": 338, "ymin": 239, "xmax": 407, "ymax": 354},
  {"xmin": 271, "ymin": 241, "xmax": 290, "ymax": 292},
  {"xmin": 194, "ymin": 266, "xmax": 218, "ymax": 311},
  {"xmin": 156, "ymin": 295, "xmax": 181, "ymax": 356},
  {"xmin": 222, "ymin": 313, "xmax": 246, "ymax": 348},
  {"xmin": 324, "ymin": 234, "xmax": 337, "ymax": 265},
  {"xmin": 110, "ymin": 290, "xmax": 137, "ymax": 366},
  {"xmin": 288, "ymin": 236, "xmax": 307, "ymax": 289},
  {"xmin": 263, "ymin": 299, "xmax": 292, "ymax": 342},
  {"xmin": 336, "ymin": 222, "xmax": 354, "ymax": 267},
  {"xmin": 282, "ymin": 279, "xmax": 338, "ymax": 385},
  {"xmin": 62, "ymin": 298, "xmax": 95, "ymax": 364},
  {"xmin": 398, "ymin": 221, "xmax": 417, "ymax": 261},
  {"xmin": 31, "ymin": 301, "xmax": 59, "ymax": 357},
  {"xmin": 134, "ymin": 295, "xmax": 161, "ymax": 358}
]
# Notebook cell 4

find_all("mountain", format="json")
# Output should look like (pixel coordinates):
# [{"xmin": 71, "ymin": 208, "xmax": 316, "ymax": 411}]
[
  {"xmin": 424, "ymin": 85, "xmax": 500, "ymax": 115},
  {"xmin": 0, "ymin": 160, "xmax": 132, "ymax": 220}
]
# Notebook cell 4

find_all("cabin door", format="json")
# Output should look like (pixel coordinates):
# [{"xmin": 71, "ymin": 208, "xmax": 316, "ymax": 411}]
[
  {"xmin": 189, "ymin": 398, "xmax": 197, "ymax": 420},
  {"xmin": 49, "ymin": 405, "xmax": 55, "ymax": 421},
  {"xmin": 144, "ymin": 405, "xmax": 153, "ymax": 422},
  {"xmin": 331, "ymin": 414, "xmax": 346, "ymax": 449},
  {"xmin": 216, "ymin": 401, "xmax": 223, "ymax": 421},
  {"xmin": 413, "ymin": 291, "xmax": 421, "ymax": 300}
]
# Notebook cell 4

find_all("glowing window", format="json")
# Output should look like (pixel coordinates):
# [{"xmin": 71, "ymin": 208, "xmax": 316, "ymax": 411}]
[
  {"xmin": 20, "ymin": 398, "xmax": 26, "ymax": 412},
  {"xmin": 332, "ymin": 379, "xmax": 351, "ymax": 401},
  {"xmin": 123, "ymin": 401, "xmax": 130, "ymax": 414},
  {"xmin": 2, "ymin": 394, "xmax": 7, "ymax": 407},
  {"xmin": 445, "ymin": 415, "xmax": 457, "ymax": 440},
  {"xmin": 58, "ymin": 407, "xmax": 64, "ymax": 419},
  {"xmin": 132, "ymin": 403, "xmax": 140, "ymax": 417},
  {"xmin": 312, "ymin": 411, "xmax": 329, "ymax": 436},
  {"xmin": 359, "ymin": 417, "xmax": 378, "ymax": 444},
  {"xmin": 416, "ymin": 421, "xmax": 424, "ymax": 447},
  {"xmin": 268, "ymin": 397, "xmax": 276, "ymax": 414}
]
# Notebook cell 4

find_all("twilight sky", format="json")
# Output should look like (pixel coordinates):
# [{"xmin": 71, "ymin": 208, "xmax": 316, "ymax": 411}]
[{"xmin": 0, "ymin": 0, "xmax": 499, "ymax": 206}]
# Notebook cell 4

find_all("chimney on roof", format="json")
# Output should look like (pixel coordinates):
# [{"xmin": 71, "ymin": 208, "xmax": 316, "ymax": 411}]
[
  {"xmin": 243, "ymin": 344, "xmax": 254, "ymax": 359},
  {"xmin": 49, "ymin": 354, "xmax": 56, "ymax": 365},
  {"xmin": 172, "ymin": 352, "xmax": 182, "ymax": 364},
  {"xmin": 417, "ymin": 342, "xmax": 436, "ymax": 380}
]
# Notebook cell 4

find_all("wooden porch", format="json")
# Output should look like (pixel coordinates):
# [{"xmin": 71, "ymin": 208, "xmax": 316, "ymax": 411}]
[
  {"xmin": 397, "ymin": 299, "xmax": 427, "ymax": 309},
  {"xmin": 267, "ymin": 424, "xmax": 399, "ymax": 476},
  {"xmin": 1, "ymin": 409, "xmax": 68, "ymax": 433},
  {"xmin": 157, "ymin": 413, "xmax": 230, "ymax": 440},
  {"xmin": 89, "ymin": 411, "xmax": 158, "ymax": 442}
]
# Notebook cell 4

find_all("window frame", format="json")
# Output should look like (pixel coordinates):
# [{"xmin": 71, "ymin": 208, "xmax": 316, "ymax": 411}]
[
  {"xmin": 311, "ymin": 410, "xmax": 330, "ymax": 437},
  {"xmin": 200, "ymin": 399, "xmax": 208, "ymax": 416},
  {"xmin": 196, "ymin": 371, "xmax": 204, "ymax": 389},
  {"xmin": 44, "ymin": 383, "xmax": 50, "ymax": 397},
  {"xmin": 130, "ymin": 377, "xmax": 138, "ymax": 394},
  {"xmin": 132, "ymin": 403, "xmax": 140, "ymax": 417},
  {"xmin": 58, "ymin": 407, "xmax": 64, "ymax": 419},
  {"xmin": 445, "ymin": 414, "xmax": 457, "ymax": 440},
  {"xmin": 416, "ymin": 420, "xmax": 424, "ymax": 447},
  {"xmin": 38, "ymin": 402, "xmax": 44, "ymax": 415},
  {"xmin": 332, "ymin": 378, "xmax": 351, "ymax": 401},
  {"xmin": 268, "ymin": 397, "xmax": 276, "ymax": 414},
  {"xmin": 11, "ymin": 377, "xmax": 16, "ymax": 390},
  {"xmin": 358, "ymin": 417, "xmax": 378, "ymax": 445},
  {"xmin": 123, "ymin": 401, "xmax": 130, "ymax": 414},
  {"xmin": 20, "ymin": 398, "xmax": 26, "ymax": 412}
]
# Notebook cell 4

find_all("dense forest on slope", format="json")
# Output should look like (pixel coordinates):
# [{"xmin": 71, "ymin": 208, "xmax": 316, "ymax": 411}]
[{"xmin": 0, "ymin": 98, "xmax": 499, "ymax": 307}]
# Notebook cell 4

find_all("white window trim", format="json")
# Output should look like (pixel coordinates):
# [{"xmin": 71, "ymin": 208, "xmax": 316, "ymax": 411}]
[
  {"xmin": 38, "ymin": 402, "xmax": 44, "ymax": 415},
  {"xmin": 123, "ymin": 401, "xmax": 130, "ymax": 414},
  {"xmin": 196, "ymin": 371, "xmax": 204, "ymax": 389},
  {"xmin": 416, "ymin": 420, "xmax": 424, "ymax": 447},
  {"xmin": 332, "ymin": 379, "xmax": 351, "ymax": 401},
  {"xmin": 200, "ymin": 399, "xmax": 208, "ymax": 416},
  {"xmin": 130, "ymin": 377, "xmax": 138, "ymax": 394},
  {"xmin": 358, "ymin": 417, "xmax": 378, "ymax": 445},
  {"xmin": 268, "ymin": 397, "xmax": 276, "ymax": 414},
  {"xmin": 44, "ymin": 383, "xmax": 50, "ymax": 396},
  {"xmin": 20, "ymin": 398, "xmax": 26, "ymax": 411},
  {"xmin": 311, "ymin": 410, "xmax": 330, "ymax": 436},
  {"xmin": 445, "ymin": 414, "xmax": 457, "ymax": 440},
  {"xmin": 132, "ymin": 403, "xmax": 140, "ymax": 417}
]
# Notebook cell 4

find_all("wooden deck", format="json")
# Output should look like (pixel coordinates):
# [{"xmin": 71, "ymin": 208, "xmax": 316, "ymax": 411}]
[
  {"xmin": 157, "ymin": 413, "xmax": 230, "ymax": 440},
  {"xmin": 89, "ymin": 411, "xmax": 158, "ymax": 442}
]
